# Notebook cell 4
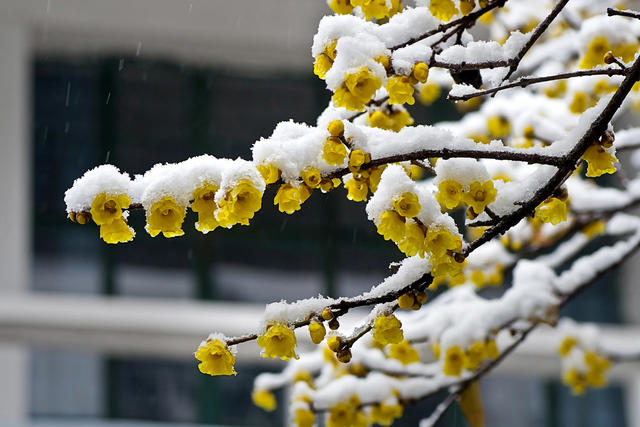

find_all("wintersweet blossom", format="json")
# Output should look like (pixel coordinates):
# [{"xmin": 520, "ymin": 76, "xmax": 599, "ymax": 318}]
[
  {"xmin": 387, "ymin": 75, "xmax": 416, "ymax": 106},
  {"xmin": 377, "ymin": 210, "xmax": 406, "ymax": 242},
  {"xmin": 535, "ymin": 197, "xmax": 568, "ymax": 225},
  {"xmin": 392, "ymin": 192, "xmax": 421, "ymax": 218},
  {"xmin": 90, "ymin": 193, "xmax": 130, "ymax": 225},
  {"xmin": 373, "ymin": 315, "xmax": 404, "ymax": 345},
  {"xmin": 389, "ymin": 340, "xmax": 420, "ymax": 365},
  {"xmin": 146, "ymin": 197, "xmax": 186, "ymax": 238},
  {"xmin": 191, "ymin": 184, "xmax": 219, "ymax": 233},
  {"xmin": 430, "ymin": 0, "xmax": 459, "ymax": 21},
  {"xmin": 462, "ymin": 181, "xmax": 497, "ymax": 214},
  {"xmin": 322, "ymin": 136, "xmax": 348, "ymax": 165},
  {"xmin": 216, "ymin": 179, "xmax": 262, "ymax": 227},
  {"xmin": 99, "ymin": 218, "xmax": 134, "ymax": 244},
  {"xmin": 252, "ymin": 389, "xmax": 277, "ymax": 411},
  {"xmin": 257, "ymin": 323, "xmax": 298, "ymax": 360},
  {"xmin": 195, "ymin": 339, "xmax": 236, "ymax": 376},
  {"xmin": 274, "ymin": 183, "xmax": 312, "ymax": 214},
  {"xmin": 436, "ymin": 179, "xmax": 463, "ymax": 210},
  {"xmin": 582, "ymin": 144, "xmax": 617, "ymax": 177},
  {"xmin": 333, "ymin": 68, "xmax": 382, "ymax": 111},
  {"xmin": 370, "ymin": 402, "xmax": 404, "ymax": 426}
]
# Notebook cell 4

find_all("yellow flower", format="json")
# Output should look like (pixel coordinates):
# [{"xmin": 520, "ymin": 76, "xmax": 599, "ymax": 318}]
[
  {"xmin": 569, "ymin": 91, "xmax": 596, "ymax": 114},
  {"xmin": 412, "ymin": 62, "xmax": 429, "ymax": 84},
  {"xmin": 146, "ymin": 197, "xmax": 186, "ymax": 238},
  {"xmin": 373, "ymin": 315, "xmax": 403, "ymax": 345},
  {"xmin": 389, "ymin": 110, "xmax": 414, "ymax": 132},
  {"xmin": 368, "ymin": 165, "xmax": 386, "ymax": 192},
  {"xmin": 431, "ymin": 342, "xmax": 441, "ymax": 360},
  {"xmin": 322, "ymin": 136, "xmax": 348, "ymax": 165},
  {"xmin": 436, "ymin": 179, "xmax": 463, "ymax": 210},
  {"xmin": 252, "ymin": 389, "xmax": 277, "ymax": 411},
  {"xmin": 425, "ymin": 227, "xmax": 462, "ymax": 260},
  {"xmin": 333, "ymin": 68, "xmax": 382, "ymax": 111},
  {"xmin": 257, "ymin": 322, "xmax": 299, "ymax": 360},
  {"xmin": 535, "ymin": 197, "xmax": 567, "ymax": 225},
  {"xmin": 195, "ymin": 339, "xmax": 236, "ymax": 376},
  {"xmin": 544, "ymin": 80, "xmax": 567, "ymax": 98},
  {"xmin": 462, "ymin": 181, "xmax": 497, "ymax": 213},
  {"xmin": 387, "ymin": 75, "xmax": 415, "ymax": 105},
  {"xmin": 309, "ymin": 321, "xmax": 326, "ymax": 344},
  {"xmin": 351, "ymin": 0, "xmax": 392, "ymax": 20},
  {"xmin": 99, "ymin": 218, "xmax": 135, "ymax": 244},
  {"xmin": 580, "ymin": 36, "xmax": 612, "ymax": 69},
  {"xmin": 257, "ymin": 163, "xmax": 281, "ymax": 185},
  {"xmin": 274, "ymin": 183, "xmax": 311, "ymax": 214},
  {"xmin": 419, "ymin": 82, "xmax": 441, "ymax": 105},
  {"xmin": 432, "ymin": 256, "xmax": 464, "ymax": 278},
  {"xmin": 582, "ymin": 220, "xmax": 606, "ymax": 238},
  {"xmin": 377, "ymin": 210, "xmax": 406, "ymax": 242},
  {"xmin": 329, "ymin": 0, "xmax": 354, "ymax": 15},
  {"xmin": 216, "ymin": 179, "xmax": 263, "ymax": 227},
  {"xmin": 398, "ymin": 221, "xmax": 426, "ymax": 257},
  {"xmin": 328, "ymin": 120, "xmax": 345, "ymax": 137},
  {"xmin": 301, "ymin": 167, "xmax": 322, "ymax": 189},
  {"xmin": 314, "ymin": 54, "xmax": 333, "ymax": 79},
  {"xmin": 487, "ymin": 116, "xmax": 511, "ymax": 138},
  {"xmin": 367, "ymin": 110, "xmax": 393, "ymax": 130},
  {"xmin": 328, "ymin": 400, "xmax": 367, "ymax": 427},
  {"xmin": 294, "ymin": 408, "xmax": 316, "ymax": 427},
  {"xmin": 324, "ymin": 40, "xmax": 338, "ymax": 61},
  {"xmin": 191, "ymin": 184, "xmax": 219, "ymax": 233},
  {"xmin": 392, "ymin": 192, "xmax": 421, "ymax": 218},
  {"xmin": 582, "ymin": 144, "xmax": 617, "ymax": 177},
  {"xmin": 460, "ymin": 0, "xmax": 475, "ymax": 15},
  {"xmin": 485, "ymin": 339, "xmax": 500, "ymax": 359},
  {"xmin": 397, "ymin": 292, "xmax": 415, "ymax": 310},
  {"xmin": 90, "ymin": 193, "xmax": 130, "ymax": 225},
  {"xmin": 563, "ymin": 368, "xmax": 586, "ymax": 395},
  {"xmin": 369, "ymin": 402, "xmax": 403, "ymax": 426},
  {"xmin": 585, "ymin": 351, "xmax": 611, "ymax": 373},
  {"xmin": 430, "ymin": 0, "xmax": 459, "ymax": 21},
  {"xmin": 293, "ymin": 370, "xmax": 314, "ymax": 386},
  {"xmin": 613, "ymin": 42, "xmax": 639, "ymax": 63},
  {"xmin": 348, "ymin": 149, "xmax": 368, "ymax": 172},
  {"xmin": 389, "ymin": 340, "xmax": 420, "ymax": 365},
  {"xmin": 463, "ymin": 341, "xmax": 486, "ymax": 370},
  {"xmin": 345, "ymin": 177, "xmax": 369, "ymax": 202},
  {"xmin": 558, "ymin": 336, "xmax": 577, "ymax": 357},
  {"xmin": 443, "ymin": 345, "xmax": 465, "ymax": 376}
]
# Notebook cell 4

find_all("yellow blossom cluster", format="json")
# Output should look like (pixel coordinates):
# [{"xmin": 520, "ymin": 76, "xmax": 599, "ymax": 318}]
[
  {"xmin": 328, "ymin": 0, "xmax": 402, "ymax": 20},
  {"xmin": 328, "ymin": 396, "xmax": 368, "ymax": 427},
  {"xmin": 366, "ymin": 109, "xmax": 414, "ymax": 132},
  {"xmin": 436, "ymin": 179, "xmax": 497, "ymax": 216},
  {"xmin": 558, "ymin": 336, "xmax": 611, "ymax": 395},
  {"xmin": 441, "ymin": 339, "xmax": 500, "ymax": 376},
  {"xmin": 386, "ymin": 63, "xmax": 430, "ymax": 106}
]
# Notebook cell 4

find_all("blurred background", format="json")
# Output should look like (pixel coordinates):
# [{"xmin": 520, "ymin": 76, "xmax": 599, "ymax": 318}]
[{"xmin": 0, "ymin": 0, "xmax": 638, "ymax": 426}]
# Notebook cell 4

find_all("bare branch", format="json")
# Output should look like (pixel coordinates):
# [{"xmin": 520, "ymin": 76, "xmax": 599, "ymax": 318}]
[{"xmin": 448, "ymin": 68, "xmax": 627, "ymax": 101}]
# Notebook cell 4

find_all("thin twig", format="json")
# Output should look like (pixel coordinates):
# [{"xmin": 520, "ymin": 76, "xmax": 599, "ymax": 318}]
[
  {"xmin": 607, "ymin": 8, "xmax": 640, "ymax": 20},
  {"xmin": 449, "ymin": 68, "xmax": 626, "ymax": 101},
  {"xmin": 502, "ymin": 0, "xmax": 571, "ymax": 81}
]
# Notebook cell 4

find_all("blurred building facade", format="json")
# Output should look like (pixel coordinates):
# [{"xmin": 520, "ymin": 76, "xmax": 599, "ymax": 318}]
[{"xmin": 0, "ymin": 1, "xmax": 638, "ymax": 426}]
